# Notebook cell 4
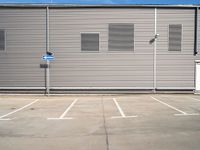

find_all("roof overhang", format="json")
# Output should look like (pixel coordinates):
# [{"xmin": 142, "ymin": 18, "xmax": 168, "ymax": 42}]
[{"xmin": 0, "ymin": 4, "xmax": 199, "ymax": 8}]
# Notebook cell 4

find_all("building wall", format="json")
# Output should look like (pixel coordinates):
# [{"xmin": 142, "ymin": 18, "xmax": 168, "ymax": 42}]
[
  {"xmin": 49, "ymin": 8, "xmax": 155, "ymax": 88},
  {"xmin": 157, "ymin": 8, "xmax": 196, "ymax": 89},
  {"xmin": 0, "ymin": 8, "xmax": 46, "ymax": 87},
  {"xmin": 0, "ymin": 7, "xmax": 199, "ymax": 90},
  {"xmin": 198, "ymin": 8, "xmax": 200, "ymax": 56}
]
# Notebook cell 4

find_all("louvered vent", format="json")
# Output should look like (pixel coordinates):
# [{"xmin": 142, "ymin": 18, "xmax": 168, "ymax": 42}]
[
  {"xmin": 108, "ymin": 24, "xmax": 134, "ymax": 51},
  {"xmin": 168, "ymin": 24, "xmax": 182, "ymax": 51},
  {"xmin": 81, "ymin": 33, "xmax": 99, "ymax": 51},
  {"xmin": 0, "ymin": 30, "xmax": 5, "ymax": 51}
]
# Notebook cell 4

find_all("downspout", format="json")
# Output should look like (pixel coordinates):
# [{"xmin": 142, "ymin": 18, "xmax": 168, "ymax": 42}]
[
  {"xmin": 194, "ymin": 7, "xmax": 199, "ymax": 55},
  {"xmin": 46, "ymin": 6, "xmax": 50, "ymax": 95},
  {"xmin": 153, "ymin": 8, "xmax": 157, "ymax": 92}
]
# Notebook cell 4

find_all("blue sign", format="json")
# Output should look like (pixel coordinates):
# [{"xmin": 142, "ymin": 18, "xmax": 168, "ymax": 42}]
[{"xmin": 42, "ymin": 54, "xmax": 54, "ymax": 61}]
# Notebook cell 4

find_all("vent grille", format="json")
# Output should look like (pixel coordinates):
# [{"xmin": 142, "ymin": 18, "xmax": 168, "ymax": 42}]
[
  {"xmin": 109, "ymin": 24, "xmax": 134, "ymax": 51},
  {"xmin": 168, "ymin": 24, "xmax": 182, "ymax": 51},
  {"xmin": 81, "ymin": 33, "xmax": 99, "ymax": 51},
  {"xmin": 0, "ymin": 30, "xmax": 5, "ymax": 51}
]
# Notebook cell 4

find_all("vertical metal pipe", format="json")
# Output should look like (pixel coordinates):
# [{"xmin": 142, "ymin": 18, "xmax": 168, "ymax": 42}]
[
  {"xmin": 153, "ymin": 8, "xmax": 157, "ymax": 93},
  {"xmin": 195, "ymin": 7, "xmax": 199, "ymax": 54},
  {"xmin": 46, "ymin": 6, "xmax": 50, "ymax": 95}
]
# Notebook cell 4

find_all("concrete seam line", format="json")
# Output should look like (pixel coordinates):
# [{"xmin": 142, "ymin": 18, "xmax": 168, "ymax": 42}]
[{"xmin": 101, "ymin": 96, "xmax": 110, "ymax": 150}]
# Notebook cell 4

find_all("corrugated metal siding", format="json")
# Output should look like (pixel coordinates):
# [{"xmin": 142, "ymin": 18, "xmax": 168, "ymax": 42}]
[
  {"xmin": 0, "ymin": 9, "xmax": 46, "ymax": 87},
  {"xmin": 49, "ymin": 8, "xmax": 154, "ymax": 87},
  {"xmin": 0, "ymin": 7, "xmax": 198, "ymax": 90},
  {"xmin": 195, "ymin": 8, "xmax": 200, "ymax": 85},
  {"xmin": 198, "ymin": 8, "xmax": 200, "ymax": 54},
  {"xmin": 157, "ymin": 9, "xmax": 195, "ymax": 88}
]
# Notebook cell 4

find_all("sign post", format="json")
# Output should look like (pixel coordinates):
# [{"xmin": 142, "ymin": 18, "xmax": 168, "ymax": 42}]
[
  {"xmin": 45, "ymin": 6, "xmax": 50, "ymax": 96},
  {"xmin": 42, "ymin": 52, "xmax": 54, "ymax": 95},
  {"xmin": 46, "ymin": 59, "xmax": 50, "ymax": 95}
]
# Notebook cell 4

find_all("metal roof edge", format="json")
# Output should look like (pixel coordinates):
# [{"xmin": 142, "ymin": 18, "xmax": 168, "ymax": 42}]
[{"xmin": 0, "ymin": 4, "xmax": 199, "ymax": 8}]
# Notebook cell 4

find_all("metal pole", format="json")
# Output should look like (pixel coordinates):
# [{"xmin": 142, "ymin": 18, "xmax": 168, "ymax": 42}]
[
  {"xmin": 46, "ymin": 6, "xmax": 50, "ymax": 95},
  {"xmin": 196, "ymin": 7, "xmax": 199, "ymax": 54},
  {"xmin": 153, "ymin": 8, "xmax": 157, "ymax": 93}
]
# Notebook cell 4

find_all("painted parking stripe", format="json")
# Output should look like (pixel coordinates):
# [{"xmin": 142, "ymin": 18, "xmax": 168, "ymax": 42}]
[
  {"xmin": 47, "ymin": 98, "xmax": 78, "ymax": 120},
  {"xmin": 111, "ymin": 98, "xmax": 137, "ymax": 119},
  {"xmin": 191, "ymin": 97, "xmax": 200, "ymax": 102},
  {"xmin": 0, "ymin": 99, "xmax": 39, "ymax": 120},
  {"xmin": 151, "ymin": 96, "xmax": 199, "ymax": 116}
]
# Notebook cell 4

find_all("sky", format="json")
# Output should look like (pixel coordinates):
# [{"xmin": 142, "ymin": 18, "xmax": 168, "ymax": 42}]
[{"xmin": 0, "ymin": 0, "xmax": 199, "ymax": 4}]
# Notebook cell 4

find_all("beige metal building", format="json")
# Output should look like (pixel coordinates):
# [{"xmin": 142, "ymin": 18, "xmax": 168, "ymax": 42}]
[{"xmin": 0, "ymin": 4, "xmax": 199, "ymax": 93}]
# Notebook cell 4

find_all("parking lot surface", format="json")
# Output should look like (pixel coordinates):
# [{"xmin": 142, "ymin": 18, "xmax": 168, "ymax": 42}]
[{"xmin": 0, "ymin": 94, "xmax": 200, "ymax": 150}]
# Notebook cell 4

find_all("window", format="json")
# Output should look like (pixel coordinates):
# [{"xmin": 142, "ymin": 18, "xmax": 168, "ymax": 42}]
[
  {"xmin": 81, "ymin": 33, "xmax": 99, "ymax": 52},
  {"xmin": 168, "ymin": 24, "xmax": 182, "ymax": 51},
  {"xmin": 108, "ymin": 23, "xmax": 134, "ymax": 51},
  {"xmin": 0, "ymin": 30, "xmax": 5, "ymax": 51}
]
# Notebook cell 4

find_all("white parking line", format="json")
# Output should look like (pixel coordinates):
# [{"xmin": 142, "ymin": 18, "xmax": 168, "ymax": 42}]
[
  {"xmin": 47, "ymin": 98, "xmax": 78, "ymax": 120},
  {"xmin": 151, "ymin": 96, "xmax": 199, "ymax": 116},
  {"xmin": 113, "ymin": 98, "xmax": 126, "ymax": 117},
  {"xmin": 191, "ymin": 97, "xmax": 200, "ymax": 102},
  {"xmin": 111, "ymin": 98, "xmax": 137, "ymax": 119},
  {"xmin": 0, "ymin": 99, "xmax": 39, "ymax": 120}
]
